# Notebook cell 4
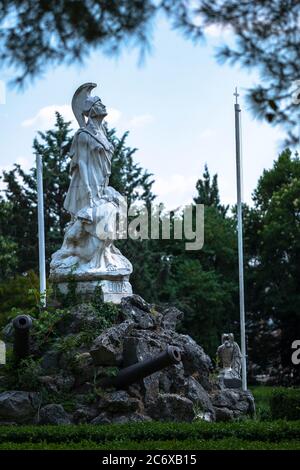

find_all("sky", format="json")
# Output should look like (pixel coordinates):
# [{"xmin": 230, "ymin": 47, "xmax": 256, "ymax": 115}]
[{"xmin": 0, "ymin": 18, "xmax": 287, "ymax": 209}]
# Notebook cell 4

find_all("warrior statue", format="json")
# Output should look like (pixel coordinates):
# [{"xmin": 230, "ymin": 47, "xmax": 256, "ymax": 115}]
[
  {"xmin": 217, "ymin": 333, "xmax": 242, "ymax": 389},
  {"xmin": 50, "ymin": 83, "xmax": 132, "ymax": 302}
]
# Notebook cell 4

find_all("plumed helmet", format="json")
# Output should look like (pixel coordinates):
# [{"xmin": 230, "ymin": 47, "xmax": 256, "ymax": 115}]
[{"xmin": 72, "ymin": 82, "xmax": 100, "ymax": 127}]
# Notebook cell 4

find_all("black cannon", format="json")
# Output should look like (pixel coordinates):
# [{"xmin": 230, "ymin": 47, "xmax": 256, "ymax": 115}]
[
  {"xmin": 102, "ymin": 345, "xmax": 181, "ymax": 389},
  {"xmin": 13, "ymin": 315, "xmax": 32, "ymax": 361}
]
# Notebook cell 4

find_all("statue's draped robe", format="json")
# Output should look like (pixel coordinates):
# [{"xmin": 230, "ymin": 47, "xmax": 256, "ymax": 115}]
[
  {"xmin": 64, "ymin": 127, "xmax": 113, "ymax": 216},
  {"xmin": 50, "ymin": 125, "xmax": 132, "ymax": 277}
]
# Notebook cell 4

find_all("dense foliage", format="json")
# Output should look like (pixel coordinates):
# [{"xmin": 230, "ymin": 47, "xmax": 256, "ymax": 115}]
[
  {"xmin": 1, "ymin": 439, "xmax": 299, "ymax": 450},
  {"xmin": 0, "ymin": 418, "xmax": 299, "ymax": 444},
  {"xmin": 270, "ymin": 388, "xmax": 300, "ymax": 421}
]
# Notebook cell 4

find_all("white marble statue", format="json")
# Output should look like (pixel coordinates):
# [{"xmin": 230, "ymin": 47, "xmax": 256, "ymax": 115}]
[
  {"xmin": 50, "ymin": 83, "xmax": 132, "ymax": 302},
  {"xmin": 217, "ymin": 333, "xmax": 242, "ymax": 388}
]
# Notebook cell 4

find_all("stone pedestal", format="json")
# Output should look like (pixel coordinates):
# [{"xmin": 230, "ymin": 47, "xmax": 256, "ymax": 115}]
[
  {"xmin": 218, "ymin": 368, "xmax": 242, "ymax": 389},
  {"xmin": 52, "ymin": 275, "xmax": 132, "ymax": 304}
]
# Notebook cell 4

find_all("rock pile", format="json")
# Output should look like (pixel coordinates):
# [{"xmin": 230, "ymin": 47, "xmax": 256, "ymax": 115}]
[{"xmin": 0, "ymin": 295, "xmax": 255, "ymax": 424}]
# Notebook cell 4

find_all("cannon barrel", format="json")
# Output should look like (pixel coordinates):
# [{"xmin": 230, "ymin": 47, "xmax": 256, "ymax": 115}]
[
  {"xmin": 13, "ymin": 315, "xmax": 32, "ymax": 361},
  {"xmin": 103, "ymin": 345, "xmax": 181, "ymax": 389}
]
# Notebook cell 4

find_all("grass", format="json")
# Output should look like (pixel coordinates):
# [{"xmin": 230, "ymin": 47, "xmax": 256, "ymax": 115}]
[
  {"xmin": 0, "ymin": 439, "xmax": 300, "ymax": 450},
  {"xmin": 0, "ymin": 419, "xmax": 299, "ymax": 450},
  {"xmin": 251, "ymin": 385, "xmax": 274, "ymax": 420}
]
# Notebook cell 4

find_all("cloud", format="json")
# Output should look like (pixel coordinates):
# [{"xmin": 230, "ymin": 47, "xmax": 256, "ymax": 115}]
[
  {"xmin": 105, "ymin": 107, "xmax": 122, "ymax": 125},
  {"xmin": 22, "ymin": 105, "xmax": 122, "ymax": 131},
  {"xmin": 128, "ymin": 114, "xmax": 154, "ymax": 130},
  {"xmin": 0, "ymin": 154, "xmax": 34, "ymax": 192},
  {"xmin": 21, "ymin": 105, "xmax": 75, "ymax": 130},
  {"xmin": 15, "ymin": 155, "xmax": 34, "ymax": 172},
  {"xmin": 0, "ymin": 154, "xmax": 33, "ymax": 173}
]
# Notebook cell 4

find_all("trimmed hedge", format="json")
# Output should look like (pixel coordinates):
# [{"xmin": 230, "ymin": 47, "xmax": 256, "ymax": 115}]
[
  {"xmin": 0, "ymin": 439, "xmax": 300, "ymax": 450},
  {"xmin": 270, "ymin": 388, "xmax": 300, "ymax": 421},
  {"xmin": 0, "ymin": 421, "xmax": 299, "ymax": 444}
]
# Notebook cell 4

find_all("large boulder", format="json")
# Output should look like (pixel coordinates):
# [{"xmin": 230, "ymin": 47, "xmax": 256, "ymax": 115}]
[
  {"xmin": 40, "ymin": 347, "xmax": 61, "ymax": 372},
  {"xmin": 90, "ymin": 320, "xmax": 134, "ymax": 366},
  {"xmin": 171, "ymin": 333, "xmax": 213, "ymax": 390},
  {"xmin": 38, "ymin": 404, "xmax": 71, "ymax": 425},
  {"xmin": 72, "ymin": 352, "xmax": 95, "ymax": 386},
  {"xmin": 159, "ymin": 364, "xmax": 186, "ymax": 395},
  {"xmin": 120, "ymin": 325, "xmax": 214, "ymax": 404},
  {"xmin": 0, "ymin": 391, "xmax": 39, "ymax": 423},
  {"xmin": 147, "ymin": 393, "xmax": 194, "ymax": 422},
  {"xmin": 211, "ymin": 389, "xmax": 255, "ymax": 421},
  {"xmin": 57, "ymin": 304, "xmax": 100, "ymax": 335},
  {"xmin": 73, "ymin": 405, "xmax": 99, "ymax": 424},
  {"xmin": 91, "ymin": 411, "xmax": 151, "ymax": 424},
  {"xmin": 185, "ymin": 376, "xmax": 215, "ymax": 421},
  {"xmin": 38, "ymin": 373, "xmax": 75, "ymax": 394},
  {"xmin": 161, "ymin": 306, "xmax": 183, "ymax": 331},
  {"xmin": 122, "ymin": 330, "xmax": 170, "ymax": 403},
  {"xmin": 98, "ymin": 390, "xmax": 143, "ymax": 413},
  {"xmin": 120, "ymin": 295, "xmax": 162, "ymax": 329}
]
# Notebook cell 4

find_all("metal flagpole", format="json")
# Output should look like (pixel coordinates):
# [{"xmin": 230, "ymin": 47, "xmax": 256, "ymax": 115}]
[
  {"xmin": 36, "ymin": 153, "xmax": 46, "ymax": 307},
  {"xmin": 234, "ymin": 87, "xmax": 247, "ymax": 391}
]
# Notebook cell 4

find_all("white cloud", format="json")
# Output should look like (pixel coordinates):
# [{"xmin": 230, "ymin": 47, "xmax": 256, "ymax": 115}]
[
  {"xmin": 22, "ymin": 105, "xmax": 122, "ymax": 131},
  {"xmin": 0, "ymin": 155, "xmax": 33, "ymax": 173},
  {"xmin": 21, "ymin": 105, "xmax": 75, "ymax": 130},
  {"xmin": 15, "ymin": 155, "xmax": 34, "ymax": 172},
  {"xmin": 0, "ymin": 155, "xmax": 34, "ymax": 193},
  {"xmin": 128, "ymin": 114, "xmax": 154, "ymax": 130},
  {"xmin": 105, "ymin": 107, "xmax": 122, "ymax": 125}
]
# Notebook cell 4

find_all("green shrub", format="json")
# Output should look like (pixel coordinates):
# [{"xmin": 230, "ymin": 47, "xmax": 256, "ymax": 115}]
[
  {"xmin": 32, "ymin": 308, "xmax": 70, "ymax": 349},
  {"xmin": 0, "ymin": 272, "xmax": 39, "ymax": 327},
  {"xmin": 250, "ymin": 386, "xmax": 273, "ymax": 421},
  {"xmin": 0, "ymin": 421, "xmax": 299, "ymax": 444},
  {"xmin": 16, "ymin": 357, "xmax": 43, "ymax": 391},
  {"xmin": 2, "ymin": 356, "xmax": 43, "ymax": 391},
  {"xmin": 270, "ymin": 388, "xmax": 300, "ymax": 420},
  {"xmin": 0, "ymin": 438, "xmax": 300, "ymax": 450}
]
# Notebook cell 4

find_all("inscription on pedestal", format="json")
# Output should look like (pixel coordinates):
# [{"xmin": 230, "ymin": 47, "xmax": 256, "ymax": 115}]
[
  {"xmin": 106, "ymin": 281, "xmax": 132, "ymax": 294},
  {"xmin": 55, "ymin": 279, "xmax": 132, "ymax": 304},
  {"xmin": 101, "ymin": 280, "xmax": 132, "ymax": 302}
]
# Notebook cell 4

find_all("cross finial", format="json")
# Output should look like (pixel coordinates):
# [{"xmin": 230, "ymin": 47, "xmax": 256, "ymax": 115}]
[{"xmin": 234, "ymin": 86, "xmax": 239, "ymax": 104}]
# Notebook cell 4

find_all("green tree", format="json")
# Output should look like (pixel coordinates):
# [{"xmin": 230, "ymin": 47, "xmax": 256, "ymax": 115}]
[
  {"xmin": 0, "ymin": 235, "xmax": 18, "ymax": 281},
  {"xmin": 108, "ymin": 128, "xmax": 155, "ymax": 208},
  {"xmin": 245, "ymin": 149, "xmax": 300, "ymax": 374},
  {"xmin": 0, "ymin": 199, "xmax": 17, "ymax": 280},
  {"xmin": 2, "ymin": 112, "xmax": 72, "ymax": 273},
  {"xmin": 148, "ymin": 165, "xmax": 239, "ymax": 354},
  {"xmin": 194, "ymin": 164, "xmax": 228, "ymax": 217}
]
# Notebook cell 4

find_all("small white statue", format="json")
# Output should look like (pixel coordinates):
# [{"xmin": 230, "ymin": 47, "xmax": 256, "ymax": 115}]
[
  {"xmin": 50, "ymin": 83, "xmax": 132, "ymax": 302},
  {"xmin": 217, "ymin": 333, "xmax": 242, "ymax": 388}
]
